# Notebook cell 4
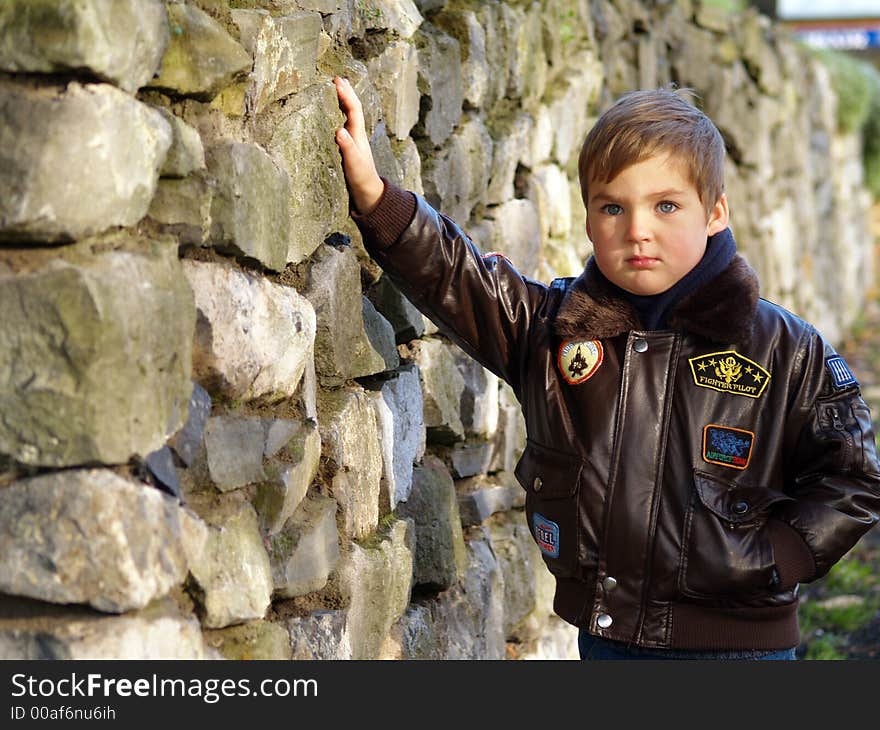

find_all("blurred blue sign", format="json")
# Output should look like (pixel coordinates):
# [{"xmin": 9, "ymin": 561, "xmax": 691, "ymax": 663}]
[{"xmin": 794, "ymin": 28, "xmax": 880, "ymax": 49}]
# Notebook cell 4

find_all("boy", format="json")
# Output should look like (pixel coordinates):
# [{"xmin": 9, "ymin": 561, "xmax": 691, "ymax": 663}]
[{"xmin": 333, "ymin": 77, "xmax": 880, "ymax": 660}]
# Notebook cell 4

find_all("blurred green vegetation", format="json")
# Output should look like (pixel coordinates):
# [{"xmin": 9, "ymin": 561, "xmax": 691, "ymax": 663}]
[
  {"xmin": 811, "ymin": 47, "xmax": 880, "ymax": 197},
  {"xmin": 700, "ymin": 0, "xmax": 748, "ymax": 11}
]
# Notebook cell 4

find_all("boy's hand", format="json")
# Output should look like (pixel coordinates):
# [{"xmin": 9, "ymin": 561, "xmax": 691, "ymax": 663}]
[{"xmin": 333, "ymin": 76, "xmax": 384, "ymax": 215}]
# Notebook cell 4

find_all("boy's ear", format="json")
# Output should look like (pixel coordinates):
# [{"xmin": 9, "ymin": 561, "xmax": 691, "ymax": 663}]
[{"xmin": 706, "ymin": 194, "xmax": 729, "ymax": 236}]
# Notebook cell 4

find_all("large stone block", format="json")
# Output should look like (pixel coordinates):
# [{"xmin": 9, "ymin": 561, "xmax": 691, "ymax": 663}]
[
  {"xmin": 0, "ymin": 0, "xmax": 168, "ymax": 93},
  {"xmin": 182, "ymin": 260, "xmax": 316, "ymax": 402},
  {"xmin": 268, "ymin": 494, "xmax": 340, "ymax": 598},
  {"xmin": 366, "ymin": 274, "xmax": 425, "ymax": 344},
  {"xmin": 148, "ymin": 2, "xmax": 252, "ymax": 100},
  {"xmin": 187, "ymin": 499, "xmax": 273, "ymax": 629},
  {"xmin": 204, "ymin": 416, "xmax": 268, "ymax": 492},
  {"xmin": 0, "ymin": 470, "xmax": 207, "ymax": 613},
  {"xmin": 301, "ymin": 245, "xmax": 388, "ymax": 386},
  {"xmin": 481, "ymin": 199, "xmax": 542, "ymax": 279},
  {"xmin": 0, "ymin": 596, "xmax": 215, "ymax": 660},
  {"xmin": 0, "ymin": 80, "xmax": 171, "ymax": 242},
  {"xmin": 0, "ymin": 241, "xmax": 194, "ymax": 467},
  {"xmin": 414, "ymin": 338, "xmax": 466, "ymax": 443},
  {"xmin": 486, "ymin": 112, "xmax": 532, "ymax": 205},
  {"xmin": 414, "ymin": 23, "xmax": 463, "ymax": 146},
  {"xmin": 367, "ymin": 40, "xmax": 420, "ymax": 140},
  {"xmin": 456, "ymin": 471, "xmax": 524, "ymax": 527},
  {"xmin": 338, "ymin": 518, "xmax": 415, "ymax": 660},
  {"xmin": 317, "ymin": 386, "xmax": 383, "ymax": 540},
  {"xmin": 354, "ymin": 0, "xmax": 422, "ymax": 38},
  {"xmin": 434, "ymin": 8, "xmax": 489, "ymax": 109},
  {"xmin": 259, "ymin": 83, "xmax": 347, "ymax": 263},
  {"xmin": 152, "ymin": 106, "xmax": 206, "ymax": 178},
  {"xmin": 206, "ymin": 141, "xmax": 291, "ymax": 272},
  {"xmin": 204, "ymin": 620, "xmax": 292, "ymax": 660},
  {"xmin": 398, "ymin": 455, "xmax": 466, "ymax": 589},
  {"xmin": 232, "ymin": 9, "xmax": 321, "ymax": 113},
  {"xmin": 288, "ymin": 610, "xmax": 352, "ymax": 660},
  {"xmin": 487, "ymin": 513, "xmax": 538, "ymax": 636}
]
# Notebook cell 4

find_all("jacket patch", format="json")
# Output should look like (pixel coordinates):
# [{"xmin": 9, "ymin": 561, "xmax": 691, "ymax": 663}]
[
  {"xmin": 532, "ymin": 513, "xmax": 560, "ymax": 558},
  {"xmin": 826, "ymin": 356, "xmax": 858, "ymax": 390},
  {"xmin": 688, "ymin": 350, "xmax": 771, "ymax": 398},
  {"xmin": 702, "ymin": 424, "xmax": 754, "ymax": 470},
  {"xmin": 558, "ymin": 339, "xmax": 603, "ymax": 385}
]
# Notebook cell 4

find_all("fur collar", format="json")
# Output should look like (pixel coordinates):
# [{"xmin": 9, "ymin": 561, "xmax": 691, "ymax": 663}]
[{"xmin": 553, "ymin": 254, "xmax": 760, "ymax": 344}]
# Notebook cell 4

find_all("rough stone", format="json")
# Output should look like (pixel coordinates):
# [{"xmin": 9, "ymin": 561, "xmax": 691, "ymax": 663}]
[
  {"xmin": 362, "ymin": 296, "xmax": 401, "ymax": 372},
  {"xmin": 0, "ymin": 470, "xmax": 207, "ymax": 613},
  {"xmin": 452, "ymin": 349, "xmax": 499, "ymax": 437},
  {"xmin": 489, "ymin": 380, "xmax": 526, "ymax": 473},
  {"xmin": 317, "ymin": 386, "xmax": 383, "ymax": 540},
  {"xmin": 268, "ymin": 494, "xmax": 340, "ymax": 598},
  {"xmin": 0, "ymin": 0, "xmax": 168, "ymax": 93},
  {"xmin": 255, "ymin": 421, "xmax": 321, "ymax": 534},
  {"xmin": 0, "ymin": 596, "xmax": 214, "ymax": 660},
  {"xmin": 339, "ymin": 518, "xmax": 414, "ymax": 659},
  {"xmin": 365, "ymin": 275, "xmax": 426, "ymax": 344},
  {"xmin": 398, "ymin": 455, "xmax": 467, "ymax": 589},
  {"xmin": 288, "ymin": 610, "xmax": 352, "ymax": 660},
  {"xmin": 206, "ymin": 141, "xmax": 291, "ymax": 272},
  {"xmin": 203, "ymin": 620, "xmax": 292, "ymax": 660},
  {"xmin": 204, "ymin": 416, "xmax": 267, "ymax": 491},
  {"xmin": 456, "ymin": 472, "xmax": 524, "ymax": 527},
  {"xmin": 153, "ymin": 106, "xmax": 206, "ymax": 178},
  {"xmin": 362, "ymin": 363, "xmax": 425, "ymax": 510},
  {"xmin": 447, "ymin": 440, "xmax": 494, "ymax": 479},
  {"xmin": 546, "ymin": 61, "xmax": 603, "ymax": 167},
  {"xmin": 0, "ymin": 241, "xmax": 194, "ymax": 467},
  {"xmin": 0, "ymin": 80, "xmax": 172, "ymax": 242},
  {"xmin": 149, "ymin": 2, "xmax": 252, "ymax": 101},
  {"xmin": 434, "ymin": 8, "xmax": 489, "ymax": 109},
  {"xmin": 354, "ymin": 0, "xmax": 422, "ymax": 38},
  {"xmin": 367, "ymin": 40, "xmax": 420, "ymax": 140},
  {"xmin": 486, "ymin": 112, "xmax": 532, "ymax": 205},
  {"xmin": 187, "ymin": 500, "xmax": 273, "ymax": 629},
  {"xmin": 147, "ymin": 174, "xmax": 213, "ymax": 246},
  {"xmin": 482, "ymin": 199, "xmax": 542, "ymax": 279},
  {"xmin": 182, "ymin": 260, "xmax": 316, "ymax": 402},
  {"xmin": 414, "ymin": 338, "xmax": 466, "ymax": 443},
  {"xmin": 487, "ymin": 513, "xmax": 538, "ymax": 635},
  {"xmin": 259, "ymin": 82, "xmax": 347, "ymax": 263},
  {"xmin": 421, "ymin": 114, "xmax": 492, "ymax": 224},
  {"xmin": 168, "ymin": 382, "xmax": 212, "ymax": 468},
  {"xmin": 530, "ymin": 164, "xmax": 573, "ymax": 240},
  {"xmin": 232, "ymin": 9, "xmax": 321, "ymax": 113},
  {"xmin": 415, "ymin": 23, "xmax": 463, "ymax": 146},
  {"xmin": 301, "ymin": 245, "xmax": 387, "ymax": 386}
]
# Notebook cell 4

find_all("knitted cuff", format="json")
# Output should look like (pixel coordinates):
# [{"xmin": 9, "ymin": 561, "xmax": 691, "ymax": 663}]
[
  {"xmin": 350, "ymin": 177, "xmax": 417, "ymax": 251},
  {"xmin": 767, "ymin": 519, "xmax": 816, "ymax": 589}
]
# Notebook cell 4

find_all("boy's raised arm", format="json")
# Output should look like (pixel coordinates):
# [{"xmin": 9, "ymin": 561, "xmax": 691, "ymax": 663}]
[{"xmin": 333, "ymin": 76, "xmax": 384, "ymax": 215}]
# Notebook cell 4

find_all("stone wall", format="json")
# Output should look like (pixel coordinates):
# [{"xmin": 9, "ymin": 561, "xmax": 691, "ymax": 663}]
[{"xmin": 0, "ymin": 0, "xmax": 872, "ymax": 660}]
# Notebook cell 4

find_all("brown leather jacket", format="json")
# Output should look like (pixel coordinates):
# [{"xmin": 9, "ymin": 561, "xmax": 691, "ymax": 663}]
[{"xmin": 355, "ymin": 181, "xmax": 880, "ymax": 650}]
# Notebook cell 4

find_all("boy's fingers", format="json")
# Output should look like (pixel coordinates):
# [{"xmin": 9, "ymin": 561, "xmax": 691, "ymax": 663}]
[{"xmin": 334, "ymin": 77, "xmax": 366, "ymax": 142}]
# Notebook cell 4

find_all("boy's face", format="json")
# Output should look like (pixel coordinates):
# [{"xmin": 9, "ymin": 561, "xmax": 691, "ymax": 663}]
[{"xmin": 585, "ymin": 153, "xmax": 729, "ymax": 296}]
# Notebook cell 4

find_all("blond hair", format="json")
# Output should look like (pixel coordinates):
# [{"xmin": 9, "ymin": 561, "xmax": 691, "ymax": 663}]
[{"xmin": 578, "ymin": 88, "xmax": 725, "ymax": 216}]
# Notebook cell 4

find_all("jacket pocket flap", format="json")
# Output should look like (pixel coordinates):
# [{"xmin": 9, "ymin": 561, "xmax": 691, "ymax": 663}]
[
  {"xmin": 693, "ymin": 470, "xmax": 795, "ymax": 523},
  {"xmin": 514, "ymin": 440, "xmax": 583, "ymax": 498}
]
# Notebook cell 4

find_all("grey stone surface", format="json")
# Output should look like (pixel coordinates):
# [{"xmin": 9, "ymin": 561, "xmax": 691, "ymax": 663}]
[
  {"xmin": 183, "ymin": 260, "xmax": 316, "ymax": 402},
  {"xmin": 448, "ymin": 440, "xmax": 494, "ymax": 479},
  {"xmin": 481, "ymin": 199, "xmax": 542, "ymax": 279},
  {"xmin": 452, "ymin": 349, "xmax": 499, "ymax": 437},
  {"xmin": 187, "ymin": 499, "xmax": 273, "ymax": 629},
  {"xmin": 0, "ymin": 596, "xmax": 214, "ymax": 660},
  {"xmin": 456, "ymin": 472, "xmax": 523, "ymax": 527},
  {"xmin": 0, "ymin": 241, "xmax": 194, "ymax": 467},
  {"xmin": 302, "ymin": 245, "xmax": 387, "ymax": 386},
  {"xmin": 398, "ymin": 455, "xmax": 466, "ymax": 589},
  {"xmin": 269, "ymin": 495, "xmax": 340, "ymax": 598},
  {"xmin": 365, "ymin": 275, "xmax": 426, "ymax": 344},
  {"xmin": 415, "ymin": 23, "xmax": 463, "ymax": 146},
  {"xmin": 153, "ymin": 106, "xmax": 206, "ymax": 178},
  {"xmin": 288, "ymin": 610, "xmax": 352, "ymax": 660},
  {"xmin": 204, "ymin": 417, "xmax": 267, "ymax": 492},
  {"xmin": 354, "ymin": 0, "xmax": 422, "ymax": 38},
  {"xmin": 147, "ymin": 174, "xmax": 213, "ymax": 246},
  {"xmin": 486, "ymin": 112, "xmax": 531, "ymax": 205},
  {"xmin": 368, "ymin": 40, "xmax": 420, "ymax": 140},
  {"xmin": 0, "ymin": 470, "xmax": 207, "ymax": 613},
  {"xmin": 362, "ymin": 296, "xmax": 400, "ymax": 373},
  {"xmin": 204, "ymin": 620, "xmax": 292, "ymax": 660},
  {"xmin": 489, "ymin": 380, "xmax": 526, "ymax": 476},
  {"xmin": 149, "ymin": 2, "xmax": 252, "ymax": 100},
  {"xmin": 0, "ymin": 80, "xmax": 171, "ymax": 242},
  {"xmin": 0, "ymin": 0, "xmax": 169, "ymax": 93},
  {"xmin": 415, "ymin": 338, "xmax": 466, "ymax": 443},
  {"xmin": 169, "ymin": 382, "xmax": 212, "ymax": 468},
  {"xmin": 206, "ymin": 141, "xmax": 291, "ymax": 272},
  {"xmin": 487, "ymin": 513, "xmax": 538, "ymax": 636},
  {"xmin": 317, "ymin": 386, "xmax": 383, "ymax": 540}
]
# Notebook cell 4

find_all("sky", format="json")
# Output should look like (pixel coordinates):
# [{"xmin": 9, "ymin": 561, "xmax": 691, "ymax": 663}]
[{"xmin": 778, "ymin": 0, "xmax": 880, "ymax": 18}]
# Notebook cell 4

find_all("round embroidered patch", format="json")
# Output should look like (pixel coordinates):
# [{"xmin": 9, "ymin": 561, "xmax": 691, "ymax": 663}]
[{"xmin": 558, "ymin": 339, "xmax": 603, "ymax": 385}]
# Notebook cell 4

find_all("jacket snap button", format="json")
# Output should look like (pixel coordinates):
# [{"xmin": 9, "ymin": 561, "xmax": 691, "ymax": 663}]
[
  {"xmin": 597, "ymin": 613, "xmax": 613, "ymax": 629},
  {"xmin": 632, "ymin": 338, "xmax": 648, "ymax": 353},
  {"xmin": 732, "ymin": 500, "xmax": 750, "ymax": 515},
  {"xmin": 533, "ymin": 476, "xmax": 543, "ymax": 492},
  {"xmin": 603, "ymin": 576, "xmax": 618, "ymax": 591}
]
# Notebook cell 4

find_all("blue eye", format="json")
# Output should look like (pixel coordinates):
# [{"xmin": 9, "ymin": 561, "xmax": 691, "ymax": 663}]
[
  {"xmin": 657, "ymin": 201, "xmax": 678, "ymax": 214},
  {"xmin": 601, "ymin": 203, "xmax": 623, "ymax": 215}
]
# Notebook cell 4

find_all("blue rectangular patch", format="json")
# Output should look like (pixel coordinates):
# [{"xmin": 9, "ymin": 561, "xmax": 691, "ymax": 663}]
[
  {"xmin": 826, "ymin": 356, "xmax": 858, "ymax": 390},
  {"xmin": 532, "ymin": 513, "xmax": 560, "ymax": 559},
  {"xmin": 703, "ymin": 424, "xmax": 755, "ymax": 470}
]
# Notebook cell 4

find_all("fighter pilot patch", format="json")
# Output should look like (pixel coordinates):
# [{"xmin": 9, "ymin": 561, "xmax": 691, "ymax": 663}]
[
  {"xmin": 702, "ymin": 424, "xmax": 755, "ymax": 470},
  {"xmin": 689, "ymin": 350, "xmax": 771, "ymax": 398},
  {"xmin": 558, "ymin": 339, "xmax": 604, "ymax": 385}
]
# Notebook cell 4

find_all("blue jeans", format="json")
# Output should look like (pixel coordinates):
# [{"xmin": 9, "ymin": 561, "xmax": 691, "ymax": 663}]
[{"xmin": 578, "ymin": 630, "xmax": 797, "ymax": 660}]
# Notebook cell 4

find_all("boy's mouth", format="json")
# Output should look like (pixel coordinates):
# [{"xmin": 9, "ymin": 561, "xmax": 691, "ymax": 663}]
[{"xmin": 626, "ymin": 256, "xmax": 660, "ymax": 269}]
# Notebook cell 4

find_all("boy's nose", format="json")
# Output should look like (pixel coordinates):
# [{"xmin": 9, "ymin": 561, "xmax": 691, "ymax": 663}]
[{"xmin": 625, "ymin": 210, "xmax": 652, "ymax": 243}]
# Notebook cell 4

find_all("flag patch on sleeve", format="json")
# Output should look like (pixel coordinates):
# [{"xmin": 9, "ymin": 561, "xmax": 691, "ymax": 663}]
[
  {"xmin": 826, "ymin": 356, "xmax": 858, "ymax": 390},
  {"xmin": 532, "ymin": 513, "xmax": 560, "ymax": 558}
]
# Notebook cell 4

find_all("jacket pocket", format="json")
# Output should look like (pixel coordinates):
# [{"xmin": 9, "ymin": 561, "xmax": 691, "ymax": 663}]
[
  {"xmin": 680, "ymin": 470, "xmax": 795, "ymax": 598},
  {"xmin": 816, "ymin": 399, "xmax": 880, "ymax": 476},
  {"xmin": 514, "ymin": 439, "xmax": 583, "ymax": 578}
]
